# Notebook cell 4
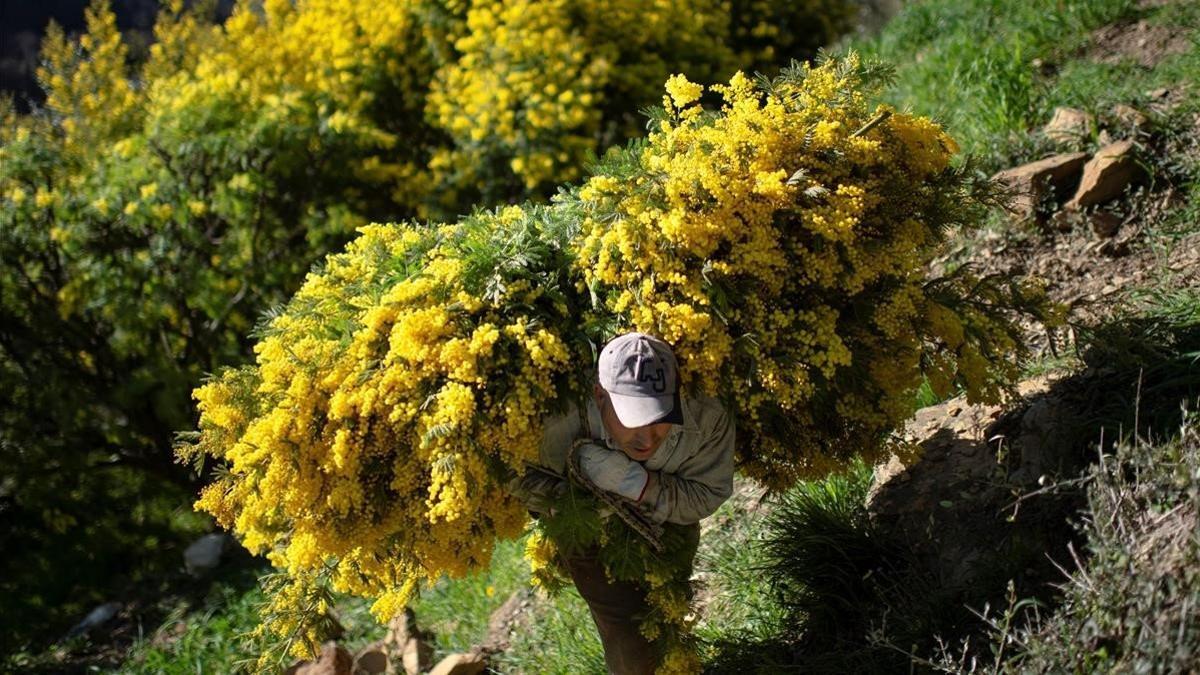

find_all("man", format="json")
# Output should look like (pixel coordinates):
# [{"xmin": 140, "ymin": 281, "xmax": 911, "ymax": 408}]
[{"xmin": 517, "ymin": 332, "xmax": 736, "ymax": 674}]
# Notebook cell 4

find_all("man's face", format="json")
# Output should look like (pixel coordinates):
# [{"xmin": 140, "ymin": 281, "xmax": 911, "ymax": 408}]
[{"xmin": 593, "ymin": 382, "xmax": 674, "ymax": 461}]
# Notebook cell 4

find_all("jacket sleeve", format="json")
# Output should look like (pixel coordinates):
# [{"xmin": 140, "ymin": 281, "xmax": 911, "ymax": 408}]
[
  {"xmin": 639, "ymin": 405, "xmax": 735, "ymax": 525},
  {"xmin": 508, "ymin": 468, "xmax": 566, "ymax": 517},
  {"xmin": 508, "ymin": 407, "xmax": 577, "ymax": 515}
]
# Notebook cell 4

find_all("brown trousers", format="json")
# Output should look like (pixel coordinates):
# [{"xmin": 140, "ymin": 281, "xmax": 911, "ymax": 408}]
[{"xmin": 562, "ymin": 523, "xmax": 700, "ymax": 675}]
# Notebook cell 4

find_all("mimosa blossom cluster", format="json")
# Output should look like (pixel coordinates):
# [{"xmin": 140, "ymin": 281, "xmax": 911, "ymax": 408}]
[{"xmin": 184, "ymin": 56, "xmax": 1049, "ymax": 672}]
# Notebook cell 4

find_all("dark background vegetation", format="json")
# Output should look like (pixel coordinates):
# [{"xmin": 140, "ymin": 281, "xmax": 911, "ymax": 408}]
[{"xmin": 0, "ymin": 1, "xmax": 235, "ymax": 113}]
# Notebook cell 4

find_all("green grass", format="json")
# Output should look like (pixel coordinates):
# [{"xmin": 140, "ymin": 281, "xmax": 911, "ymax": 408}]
[
  {"xmin": 410, "ymin": 537, "xmax": 532, "ymax": 656},
  {"xmin": 115, "ymin": 534, "xmax": 603, "ymax": 674},
  {"xmin": 494, "ymin": 590, "xmax": 605, "ymax": 674},
  {"xmin": 694, "ymin": 495, "xmax": 787, "ymax": 647},
  {"xmin": 847, "ymin": 0, "xmax": 1199, "ymax": 170},
  {"xmin": 118, "ymin": 574, "xmax": 267, "ymax": 675}
]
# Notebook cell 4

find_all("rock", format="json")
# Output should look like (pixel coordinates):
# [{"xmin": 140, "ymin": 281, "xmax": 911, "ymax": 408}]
[
  {"xmin": 1090, "ymin": 210, "xmax": 1123, "ymax": 238},
  {"xmin": 64, "ymin": 601, "xmax": 121, "ymax": 640},
  {"xmin": 384, "ymin": 607, "xmax": 416, "ymax": 649},
  {"xmin": 1043, "ymin": 107, "xmax": 1093, "ymax": 143},
  {"xmin": 353, "ymin": 642, "xmax": 392, "ymax": 675},
  {"xmin": 1112, "ymin": 103, "xmax": 1150, "ymax": 129},
  {"xmin": 428, "ymin": 652, "xmax": 486, "ymax": 675},
  {"xmin": 183, "ymin": 533, "xmax": 229, "ymax": 576},
  {"xmin": 867, "ymin": 454, "xmax": 907, "ymax": 505},
  {"xmin": 294, "ymin": 642, "xmax": 353, "ymax": 675},
  {"xmin": 1097, "ymin": 234, "xmax": 1133, "ymax": 258},
  {"xmin": 868, "ymin": 377, "xmax": 1058, "ymax": 590},
  {"xmin": 380, "ymin": 607, "xmax": 434, "ymax": 674},
  {"xmin": 1066, "ymin": 140, "xmax": 1144, "ymax": 209},
  {"xmin": 401, "ymin": 636, "xmax": 434, "ymax": 675},
  {"xmin": 992, "ymin": 152, "xmax": 1090, "ymax": 220}
]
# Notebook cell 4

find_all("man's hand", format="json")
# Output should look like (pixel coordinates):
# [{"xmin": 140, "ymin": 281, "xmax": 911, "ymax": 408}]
[{"xmin": 578, "ymin": 443, "xmax": 649, "ymax": 501}]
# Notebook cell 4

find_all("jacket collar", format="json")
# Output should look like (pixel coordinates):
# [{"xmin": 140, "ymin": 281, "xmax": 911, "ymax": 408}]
[{"xmin": 677, "ymin": 394, "xmax": 700, "ymax": 432}]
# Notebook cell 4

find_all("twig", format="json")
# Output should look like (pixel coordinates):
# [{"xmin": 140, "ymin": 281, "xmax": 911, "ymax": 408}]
[{"xmin": 851, "ymin": 110, "xmax": 893, "ymax": 138}]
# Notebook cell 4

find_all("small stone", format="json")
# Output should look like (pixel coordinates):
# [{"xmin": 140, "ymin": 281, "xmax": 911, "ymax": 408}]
[
  {"xmin": 183, "ymin": 533, "xmax": 229, "ymax": 576},
  {"xmin": 1098, "ymin": 237, "xmax": 1132, "ymax": 258},
  {"xmin": 296, "ymin": 642, "xmax": 353, "ymax": 675},
  {"xmin": 1090, "ymin": 211, "xmax": 1123, "ymax": 238},
  {"xmin": 1050, "ymin": 210, "xmax": 1076, "ymax": 232},
  {"xmin": 384, "ymin": 608, "xmax": 417, "ymax": 650},
  {"xmin": 353, "ymin": 642, "xmax": 392, "ymax": 675},
  {"xmin": 1043, "ymin": 107, "xmax": 1093, "ymax": 143},
  {"xmin": 991, "ymin": 152, "xmax": 1090, "ymax": 220},
  {"xmin": 428, "ymin": 652, "xmax": 486, "ymax": 675},
  {"xmin": 1066, "ymin": 141, "xmax": 1143, "ymax": 209},
  {"xmin": 1112, "ymin": 103, "xmax": 1149, "ymax": 129},
  {"xmin": 64, "ymin": 602, "xmax": 122, "ymax": 640},
  {"xmin": 402, "ymin": 636, "xmax": 434, "ymax": 675}
]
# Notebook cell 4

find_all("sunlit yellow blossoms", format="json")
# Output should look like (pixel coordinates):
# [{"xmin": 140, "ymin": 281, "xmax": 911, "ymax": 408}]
[
  {"xmin": 183, "ymin": 56, "xmax": 1052, "ymax": 671},
  {"xmin": 185, "ymin": 209, "xmax": 587, "ymax": 651},
  {"xmin": 576, "ymin": 55, "xmax": 1053, "ymax": 489}
]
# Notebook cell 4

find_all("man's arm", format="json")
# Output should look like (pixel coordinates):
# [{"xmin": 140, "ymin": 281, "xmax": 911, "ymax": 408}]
[
  {"xmin": 638, "ymin": 405, "xmax": 735, "ymax": 525},
  {"xmin": 508, "ymin": 405, "xmax": 578, "ymax": 515},
  {"xmin": 508, "ymin": 466, "xmax": 567, "ymax": 517}
]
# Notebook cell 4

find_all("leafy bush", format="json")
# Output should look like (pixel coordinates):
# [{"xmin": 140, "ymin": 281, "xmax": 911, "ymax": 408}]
[{"xmin": 991, "ymin": 414, "xmax": 1200, "ymax": 673}]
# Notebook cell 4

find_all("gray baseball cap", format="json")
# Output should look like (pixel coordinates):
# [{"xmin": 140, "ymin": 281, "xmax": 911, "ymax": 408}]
[{"xmin": 597, "ymin": 332, "xmax": 683, "ymax": 427}]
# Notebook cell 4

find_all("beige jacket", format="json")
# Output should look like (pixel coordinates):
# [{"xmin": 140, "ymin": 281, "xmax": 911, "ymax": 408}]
[{"xmin": 521, "ymin": 394, "xmax": 736, "ymax": 525}]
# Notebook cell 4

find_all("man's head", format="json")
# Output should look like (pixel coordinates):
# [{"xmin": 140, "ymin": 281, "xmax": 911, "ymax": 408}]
[{"xmin": 593, "ymin": 332, "xmax": 682, "ymax": 461}]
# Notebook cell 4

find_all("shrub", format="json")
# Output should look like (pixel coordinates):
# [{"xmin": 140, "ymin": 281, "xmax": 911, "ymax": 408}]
[{"xmin": 993, "ymin": 414, "xmax": 1200, "ymax": 673}]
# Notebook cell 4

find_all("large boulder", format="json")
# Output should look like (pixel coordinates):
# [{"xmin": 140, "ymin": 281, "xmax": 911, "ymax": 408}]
[{"xmin": 867, "ymin": 376, "xmax": 1082, "ymax": 591}]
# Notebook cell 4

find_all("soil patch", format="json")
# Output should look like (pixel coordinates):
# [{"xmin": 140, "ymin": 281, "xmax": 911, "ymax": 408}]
[
  {"xmin": 944, "ymin": 222, "xmax": 1200, "ymax": 327},
  {"xmin": 1088, "ymin": 20, "xmax": 1193, "ymax": 68}
]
